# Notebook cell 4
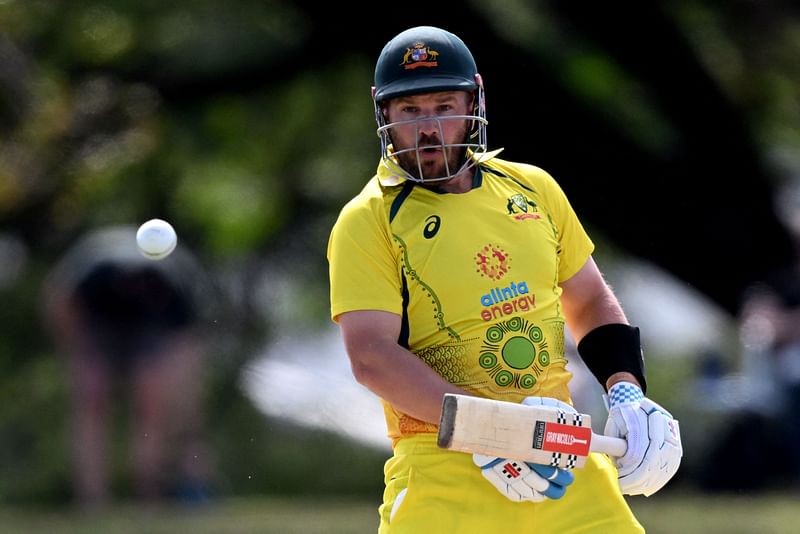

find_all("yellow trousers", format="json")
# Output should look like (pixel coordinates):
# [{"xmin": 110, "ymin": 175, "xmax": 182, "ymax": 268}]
[{"xmin": 378, "ymin": 433, "xmax": 644, "ymax": 534}]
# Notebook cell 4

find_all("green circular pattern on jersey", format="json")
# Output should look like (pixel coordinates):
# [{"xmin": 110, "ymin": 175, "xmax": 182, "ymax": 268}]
[
  {"xmin": 479, "ymin": 352, "xmax": 497, "ymax": 369},
  {"xmin": 520, "ymin": 374, "xmax": 536, "ymax": 389},
  {"xmin": 506, "ymin": 316, "xmax": 523, "ymax": 331},
  {"xmin": 528, "ymin": 326, "xmax": 543, "ymax": 343},
  {"xmin": 495, "ymin": 370, "xmax": 513, "ymax": 386},
  {"xmin": 502, "ymin": 336, "xmax": 535, "ymax": 369},
  {"xmin": 538, "ymin": 351, "xmax": 550, "ymax": 366},
  {"xmin": 486, "ymin": 326, "xmax": 504, "ymax": 343}
]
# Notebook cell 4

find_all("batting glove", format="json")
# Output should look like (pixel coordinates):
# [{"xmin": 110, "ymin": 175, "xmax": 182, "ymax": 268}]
[
  {"xmin": 604, "ymin": 381, "xmax": 683, "ymax": 496},
  {"xmin": 472, "ymin": 454, "xmax": 574, "ymax": 502},
  {"xmin": 473, "ymin": 396, "xmax": 577, "ymax": 502}
]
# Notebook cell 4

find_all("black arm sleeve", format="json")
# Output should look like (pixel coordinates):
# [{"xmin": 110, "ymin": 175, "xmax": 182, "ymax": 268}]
[{"xmin": 576, "ymin": 323, "xmax": 647, "ymax": 393}]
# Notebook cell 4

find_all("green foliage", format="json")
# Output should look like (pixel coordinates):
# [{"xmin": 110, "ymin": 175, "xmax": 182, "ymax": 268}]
[
  {"xmin": 0, "ymin": 352, "xmax": 70, "ymax": 503},
  {"xmin": 2, "ymin": 0, "xmax": 800, "ymax": 506},
  {"xmin": 0, "ymin": 0, "xmax": 379, "ymax": 504},
  {"xmin": 208, "ymin": 391, "xmax": 385, "ymax": 498}
]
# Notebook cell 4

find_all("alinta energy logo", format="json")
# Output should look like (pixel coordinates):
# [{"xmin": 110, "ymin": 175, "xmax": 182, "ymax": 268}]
[{"xmin": 475, "ymin": 243, "xmax": 536, "ymax": 322}]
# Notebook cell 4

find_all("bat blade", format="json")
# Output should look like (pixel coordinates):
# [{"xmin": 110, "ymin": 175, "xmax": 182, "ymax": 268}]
[{"xmin": 438, "ymin": 393, "xmax": 627, "ymax": 468}]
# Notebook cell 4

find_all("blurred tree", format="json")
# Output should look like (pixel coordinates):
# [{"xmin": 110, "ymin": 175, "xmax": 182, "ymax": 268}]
[{"xmin": 0, "ymin": 0, "xmax": 799, "ymax": 501}]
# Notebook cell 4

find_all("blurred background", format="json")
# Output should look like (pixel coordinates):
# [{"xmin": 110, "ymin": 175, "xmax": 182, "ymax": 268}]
[{"xmin": 2, "ymin": 0, "xmax": 800, "ymax": 531}]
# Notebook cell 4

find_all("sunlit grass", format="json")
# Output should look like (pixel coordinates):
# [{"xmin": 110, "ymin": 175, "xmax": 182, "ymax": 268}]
[
  {"xmin": 0, "ymin": 492, "xmax": 797, "ymax": 534},
  {"xmin": 0, "ymin": 497, "xmax": 379, "ymax": 534},
  {"xmin": 629, "ymin": 491, "xmax": 799, "ymax": 534}
]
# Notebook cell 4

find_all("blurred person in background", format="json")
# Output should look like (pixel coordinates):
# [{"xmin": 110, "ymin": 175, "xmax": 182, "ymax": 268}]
[
  {"xmin": 698, "ymin": 180, "xmax": 800, "ymax": 491},
  {"xmin": 41, "ymin": 225, "xmax": 216, "ymax": 509},
  {"xmin": 737, "ymin": 180, "xmax": 800, "ymax": 486}
]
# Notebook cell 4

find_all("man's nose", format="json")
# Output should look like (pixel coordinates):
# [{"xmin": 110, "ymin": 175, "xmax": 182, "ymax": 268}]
[{"xmin": 417, "ymin": 116, "xmax": 441, "ymax": 136}]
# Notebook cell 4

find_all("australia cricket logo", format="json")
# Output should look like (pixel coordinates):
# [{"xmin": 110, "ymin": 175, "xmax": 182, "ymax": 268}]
[
  {"xmin": 506, "ymin": 194, "xmax": 539, "ymax": 217},
  {"xmin": 401, "ymin": 42, "xmax": 440, "ymax": 69}
]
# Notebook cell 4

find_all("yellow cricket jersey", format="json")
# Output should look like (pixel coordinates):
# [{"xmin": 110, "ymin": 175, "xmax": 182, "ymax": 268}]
[{"xmin": 327, "ymin": 152, "xmax": 594, "ymax": 444}]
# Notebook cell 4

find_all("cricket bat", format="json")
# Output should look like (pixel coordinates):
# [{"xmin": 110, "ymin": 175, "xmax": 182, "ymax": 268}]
[{"xmin": 437, "ymin": 393, "xmax": 627, "ymax": 469}]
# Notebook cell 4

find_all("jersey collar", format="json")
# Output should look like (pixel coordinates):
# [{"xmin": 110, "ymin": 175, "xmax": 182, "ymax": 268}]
[{"xmin": 376, "ymin": 148, "xmax": 504, "ymax": 187}]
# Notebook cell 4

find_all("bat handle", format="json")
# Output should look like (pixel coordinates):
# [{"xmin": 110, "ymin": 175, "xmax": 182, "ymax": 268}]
[{"xmin": 592, "ymin": 434, "xmax": 628, "ymax": 457}]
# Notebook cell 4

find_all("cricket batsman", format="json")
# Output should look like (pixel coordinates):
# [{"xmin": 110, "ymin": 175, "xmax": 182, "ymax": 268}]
[{"xmin": 327, "ymin": 25, "xmax": 682, "ymax": 533}]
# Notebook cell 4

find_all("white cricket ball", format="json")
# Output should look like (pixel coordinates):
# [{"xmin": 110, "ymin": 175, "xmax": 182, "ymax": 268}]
[{"xmin": 136, "ymin": 218, "xmax": 177, "ymax": 260}]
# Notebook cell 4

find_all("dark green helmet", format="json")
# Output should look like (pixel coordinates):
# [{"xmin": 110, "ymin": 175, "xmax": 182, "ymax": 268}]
[{"xmin": 374, "ymin": 26, "xmax": 478, "ymax": 102}]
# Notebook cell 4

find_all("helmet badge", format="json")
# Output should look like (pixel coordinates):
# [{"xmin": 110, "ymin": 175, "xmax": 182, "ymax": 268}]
[{"xmin": 401, "ymin": 42, "xmax": 440, "ymax": 70}]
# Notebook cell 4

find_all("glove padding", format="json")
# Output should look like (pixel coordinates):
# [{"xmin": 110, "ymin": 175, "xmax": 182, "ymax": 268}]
[
  {"xmin": 604, "ymin": 381, "xmax": 682, "ymax": 496},
  {"xmin": 473, "ymin": 454, "xmax": 574, "ymax": 502},
  {"xmin": 473, "ymin": 396, "xmax": 577, "ymax": 502}
]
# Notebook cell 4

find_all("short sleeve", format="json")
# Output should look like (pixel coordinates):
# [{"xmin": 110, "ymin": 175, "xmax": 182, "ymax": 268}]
[
  {"xmin": 327, "ymin": 195, "xmax": 403, "ymax": 321},
  {"xmin": 538, "ymin": 172, "xmax": 594, "ymax": 282}
]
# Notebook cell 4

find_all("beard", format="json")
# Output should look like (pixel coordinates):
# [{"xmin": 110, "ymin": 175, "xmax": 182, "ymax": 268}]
[{"xmin": 394, "ymin": 136, "xmax": 470, "ymax": 181}]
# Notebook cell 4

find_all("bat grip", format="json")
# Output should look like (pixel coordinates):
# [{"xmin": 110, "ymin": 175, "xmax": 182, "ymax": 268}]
[{"xmin": 592, "ymin": 434, "xmax": 628, "ymax": 457}]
